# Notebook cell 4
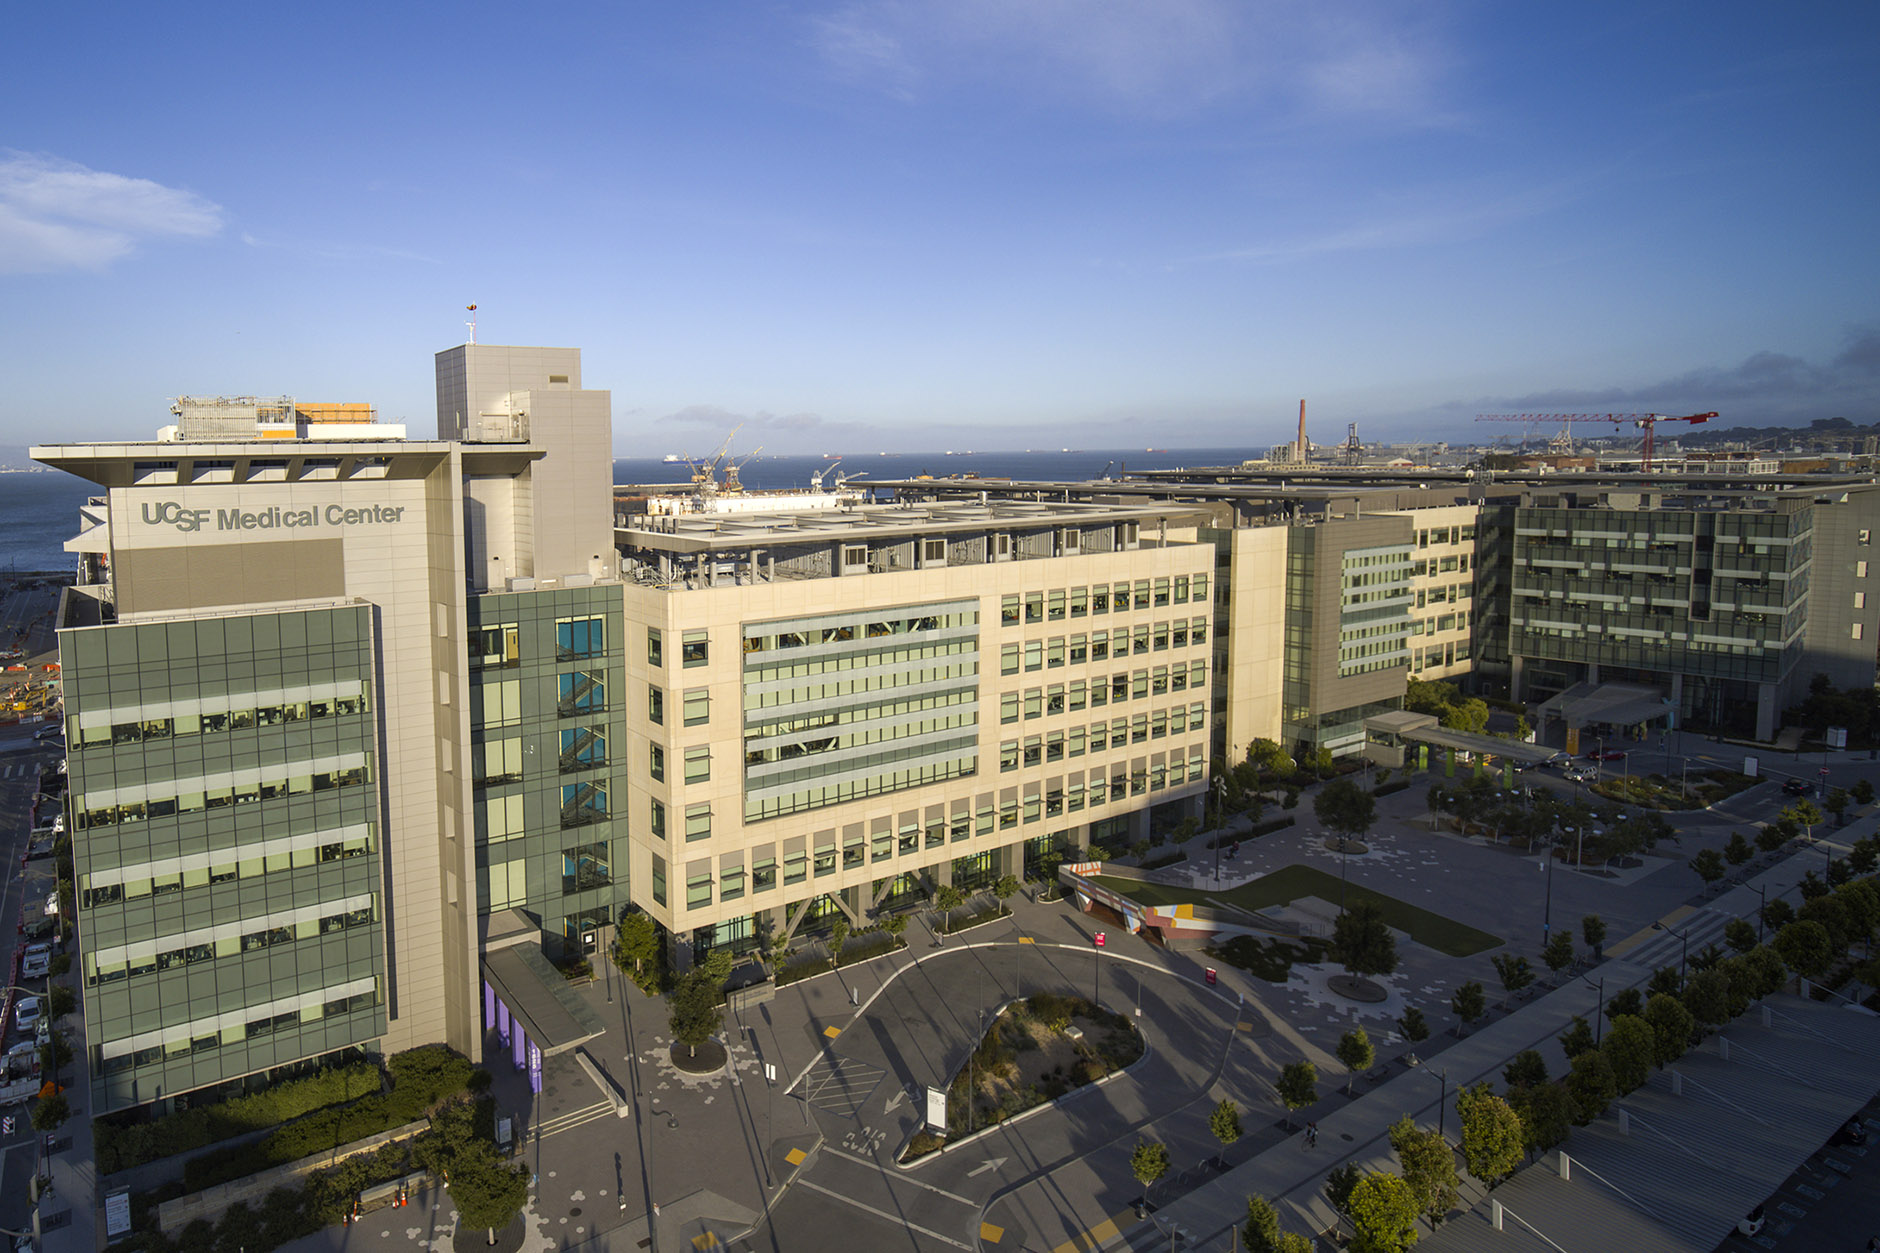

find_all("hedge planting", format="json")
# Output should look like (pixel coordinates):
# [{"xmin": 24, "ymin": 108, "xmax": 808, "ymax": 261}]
[
  {"xmin": 97, "ymin": 1061, "xmax": 380, "ymax": 1175},
  {"xmin": 182, "ymin": 1047, "xmax": 479, "ymax": 1193}
]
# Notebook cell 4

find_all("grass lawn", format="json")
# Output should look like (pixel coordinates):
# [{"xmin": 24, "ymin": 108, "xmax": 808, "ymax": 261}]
[{"xmin": 1088, "ymin": 863, "xmax": 1502, "ymax": 957}]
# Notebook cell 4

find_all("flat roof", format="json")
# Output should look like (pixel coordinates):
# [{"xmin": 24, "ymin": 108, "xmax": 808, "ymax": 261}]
[{"xmin": 481, "ymin": 944, "xmax": 607, "ymax": 1056}]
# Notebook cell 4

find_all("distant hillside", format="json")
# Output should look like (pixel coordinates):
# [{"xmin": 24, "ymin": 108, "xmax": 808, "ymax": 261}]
[{"xmin": 1679, "ymin": 417, "xmax": 1878, "ymax": 450}]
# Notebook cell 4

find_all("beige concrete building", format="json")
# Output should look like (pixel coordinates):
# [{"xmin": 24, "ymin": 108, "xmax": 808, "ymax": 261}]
[{"xmin": 616, "ymin": 499, "xmax": 1214, "ymax": 950}]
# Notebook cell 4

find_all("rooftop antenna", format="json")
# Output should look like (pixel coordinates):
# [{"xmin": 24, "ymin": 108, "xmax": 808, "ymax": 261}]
[{"xmin": 466, "ymin": 304, "xmax": 478, "ymax": 345}]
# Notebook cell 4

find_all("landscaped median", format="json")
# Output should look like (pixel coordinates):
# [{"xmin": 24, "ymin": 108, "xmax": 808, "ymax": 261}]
[
  {"xmin": 900, "ymin": 992, "xmax": 1143, "ymax": 1164},
  {"xmin": 1085, "ymin": 863, "xmax": 1502, "ymax": 958}
]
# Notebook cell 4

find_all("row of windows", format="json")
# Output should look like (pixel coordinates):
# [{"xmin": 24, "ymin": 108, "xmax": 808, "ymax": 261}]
[
  {"xmin": 742, "ymin": 708, "xmax": 978, "ymax": 767},
  {"xmin": 472, "ymin": 726, "xmax": 610, "ymax": 786},
  {"xmin": 95, "ymin": 987, "xmax": 381, "ymax": 1076},
  {"xmin": 70, "ymin": 694, "xmax": 370, "ymax": 751},
  {"xmin": 743, "ymin": 612, "xmax": 973, "ymax": 658},
  {"xmin": 647, "ymin": 627, "xmax": 709, "ymax": 668},
  {"xmin": 1000, "ymin": 705, "xmax": 1205, "ymax": 768},
  {"xmin": 86, "ymin": 905, "xmax": 376, "ymax": 986},
  {"xmin": 1000, "ymin": 576, "xmax": 1209, "ymax": 626},
  {"xmin": 743, "ymin": 756, "xmax": 978, "ymax": 822},
  {"xmin": 80, "ymin": 834, "xmax": 373, "ymax": 908},
  {"xmin": 743, "ymin": 686, "xmax": 976, "ymax": 740},
  {"xmin": 477, "ymin": 671, "xmax": 609, "ymax": 727},
  {"xmin": 998, "ymin": 619, "xmax": 1209, "ymax": 674},
  {"xmin": 691, "ymin": 754, "xmax": 1203, "ymax": 911},
  {"xmin": 998, "ymin": 666, "xmax": 1206, "ymax": 723},
  {"xmin": 745, "ymin": 636, "xmax": 977, "ymax": 681},
  {"xmin": 742, "ymin": 660, "xmax": 980, "ymax": 711},
  {"xmin": 1416, "ymin": 525, "xmax": 1475, "ymax": 548},
  {"xmin": 74, "ymin": 767, "xmax": 372, "ymax": 831}
]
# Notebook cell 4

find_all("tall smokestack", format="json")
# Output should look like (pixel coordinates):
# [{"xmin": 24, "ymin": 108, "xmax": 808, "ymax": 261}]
[{"xmin": 1296, "ymin": 399, "xmax": 1307, "ymax": 464}]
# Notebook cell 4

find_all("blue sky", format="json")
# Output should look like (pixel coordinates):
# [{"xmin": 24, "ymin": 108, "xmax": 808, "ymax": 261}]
[{"xmin": 3, "ymin": 2, "xmax": 1877, "ymax": 454}]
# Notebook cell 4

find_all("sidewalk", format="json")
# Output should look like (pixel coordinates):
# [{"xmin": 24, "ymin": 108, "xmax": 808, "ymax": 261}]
[{"xmin": 1142, "ymin": 838, "xmax": 1848, "ymax": 1249}]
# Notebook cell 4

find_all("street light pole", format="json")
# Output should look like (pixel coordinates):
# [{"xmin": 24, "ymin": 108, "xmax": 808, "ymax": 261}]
[
  {"xmin": 1579, "ymin": 975, "xmax": 1605, "ymax": 1046},
  {"xmin": 1541, "ymin": 824, "xmax": 1554, "ymax": 949},
  {"xmin": 1757, "ymin": 883, "xmax": 1768, "ymax": 943},
  {"xmin": 1652, "ymin": 920, "xmax": 1691, "ymax": 985}
]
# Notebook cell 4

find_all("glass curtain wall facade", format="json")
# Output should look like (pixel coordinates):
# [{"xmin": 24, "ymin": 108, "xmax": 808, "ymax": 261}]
[
  {"xmin": 469, "ymin": 584, "xmax": 630, "ymax": 956},
  {"xmin": 66, "ymin": 605, "xmax": 387, "ymax": 1114}
]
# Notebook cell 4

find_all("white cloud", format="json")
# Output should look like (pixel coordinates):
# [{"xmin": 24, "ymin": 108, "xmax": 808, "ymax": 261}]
[
  {"xmin": 805, "ymin": 0, "xmax": 1454, "ymax": 122},
  {"xmin": 0, "ymin": 151, "xmax": 223, "ymax": 274}
]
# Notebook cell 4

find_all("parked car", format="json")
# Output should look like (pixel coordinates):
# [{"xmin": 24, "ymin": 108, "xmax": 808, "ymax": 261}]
[
  {"xmin": 1831, "ymin": 1117, "xmax": 1867, "ymax": 1147},
  {"xmin": 20, "ymin": 953, "xmax": 47, "ymax": 980},
  {"xmin": 1782, "ymin": 777, "xmax": 1812, "ymax": 795},
  {"xmin": 32, "ymin": 725, "xmax": 62, "ymax": 741},
  {"xmin": 1582, "ymin": 749, "xmax": 1626, "ymax": 761},
  {"xmin": 22, "ymin": 920, "xmax": 54, "ymax": 942},
  {"xmin": 13, "ymin": 997, "xmax": 40, "ymax": 1032},
  {"xmin": 1563, "ymin": 765, "xmax": 1597, "ymax": 783}
]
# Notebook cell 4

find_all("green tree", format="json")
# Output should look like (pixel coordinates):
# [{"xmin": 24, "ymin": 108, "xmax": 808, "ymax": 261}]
[
  {"xmin": 614, "ymin": 912, "xmax": 660, "ymax": 978},
  {"xmin": 1509, "ymin": 1081, "xmax": 1573, "ymax": 1158},
  {"xmin": 1854, "ymin": 778, "xmax": 1877, "ymax": 806},
  {"xmin": 1456, "ymin": 1083, "xmax": 1524, "ymax": 1185},
  {"xmin": 827, "ymin": 916, "xmax": 850, "ymax": 968},
  {"xmin": 1347, "ymin": 1172, "xmax": 1421, "ymax": 1253},
  {"xmin": 1688, "ymin": 848, "xmax": 1726, "ymax": 889},
  {"xmin": 450, "ymin": 1153, "xmax": 531, "ymax": 1244},
  {"xmin": 1723, "ymin": 918, "xmax": 1758, "ymax": 954},
  {"xmin": 1243, "ymin": 1196, "xmax": 1283, "ymax": 1253},
  {"xmin": 1826, "ymin": 787, "xmax": 1851, "ymax": 826},
  {"xmin": 1398, "ymin": 1006, "xmax": 1430, "ymax": 1043},
  {"xmin": 1755, "ymin": 824, "xmax": 1787, "ymax": 854},
  {"xmin": 1208, "ymin": 1099, "xmax": 1242, "ymax": 1167},
  {"xmin": 1316, "ymin": 777, "xmax": 1378, "ymax": 851},
  {"xmin": 1681, "ymin": 969, "xmax": 1733, "ymax": 1027},
  {"xmin": 31, "ymin": 1091, "xmax": 69, "ymax": 1132},
  {"xmin": 1601, "ymin": 1015, "xmax": 1655, "ymax": 1092},
  {"xmin": 1852, "ymin": 837, "xmax": 1880, "ymax": 876},
  {"xmin": 1502, "ymin": 1049, "xmax": 1548, "ymax": 1091},
  {"xmin": 1129, "ymin": 1139, "xmax": 1170, "ymax": 1205},
  {"xmin": 1337, "ymin": 1028, "xmax": 1375, "ymax": 1097},
  {"xmin": 1647, "ymin": 965, "xmax": 1683, "ymax": 998},
  {"xmin": 1566, "ymin": 1050, "xmax": 1616, "ymax": 1125},
  {"xmin": 1723, "ymin": 832, "xmax": 1753, "ymax": 866},
  {"xmin": 1773, "ymin": 919, "xmax": 1834, "ymax": 985},
  {"xmin": 1451, "ymin": 981, "xmax": 1486, "ymax": 1035},
  {"xmin": 1389, "ymin": 1116, "xmax": 1459, "ymax": 1228},
  {"xmin": 934, "ymin": 884, "xmax": 967, "ymax": 935},
  {"xmin": 1275, "ymin": 1061, "xmax": 1318, "ymax": 1127},
  {"xmin": 1605, "ymin": 987, "xmax": 1644, "ymax": 1021},
  {"xmin": 991, "ymin": 874, "xmax": 1020, "ymax": 910},
  {"xmin": 1741, "ymin": 946, "xmax": 1788, "ymax": 999},
  {"xmin": 1557, "ymin": 1014, "xmax": 1596, "ymax": 1061},
  {"xmin": 1581, "ymin": 914, "xmax": 1607, "ymax": 953},
  {"xmin": 1762, "ymin": 898, "xmax": 1796, "ymax": 931},
  {"xmin": 1542, "ymin": 932, "xmax": 1575, "ymax": 978},
  {"xmin": 1324, "ymin": 1162, "xmax": 1363, "ymax": 1218},
  {"xmin": 48, "ymin": 983, "xmax": 75, "ymax": 1019},
  {"xmin": 1492, "ymin": 953, "xmax": 1535, "ymax": 997},
  {"xmin": 1332, "ymin": 901, "xmax": 1400, "ymax": 979},
  {"xmin": 668, "ymin": 966, "xmax": 724, "ymax": 1058}
]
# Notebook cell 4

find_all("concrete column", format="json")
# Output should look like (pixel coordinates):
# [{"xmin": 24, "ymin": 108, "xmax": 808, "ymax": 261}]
[
  {"xmin": 1509, "ymin": 655, "xmax": 1526, "ymax": 703},
  {"xmin": 1756, "ymin": 682, "xmax": 1779, "ymax": 742}
]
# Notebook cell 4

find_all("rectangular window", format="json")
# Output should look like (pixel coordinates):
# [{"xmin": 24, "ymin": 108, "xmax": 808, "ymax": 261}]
[
  {"xmin": 682, "ymin": 629, "xmax": 709, "ymax": 667},
  {"xmin": 1046, "ymin": 730, "xmax": 1064, "ymax": 762},
  {"xmin": 471, "ymin": 624, "xmax": 520, "ymax": 669},
  {"xmin": 720, "ymin": 862, "xmax": 745, "ymax": 901},
  {"xmin": 1025, "ymin": 593, "xmax": 1044, "ymax": 623},
  {"xmin": 1860, "ymin": 529, "xmax": 1871, "ymax": 545},
  {"xmin": 650, "ymin": 799, "xmax": 667, "ymax": 839},
  {"xmin": 1002, "ymin": 594, "xmax": 1021, "ymax": 627},
  {"xmin": 1133, "ymin": 625, "xmax": 1150, "ymax": 655},
  {"xmin": 1858, "ymin": 592, "xmax": 1868, "ymax": 610},
  {"xmin": 1046, "ymin": 684, "xmax": 1066, "ymax": 716},
  {"xmin": 1173, "ymin": 575, "xmax": 1189, "ymax": 603},
  {"xmin": 1151, "ymin": 666, "xmax": 1168, "ymax": 697},
  {"xmin": 923, "ymin": 538, "xmax": 947, "ymax": 563},
  {"xmin": 1153, "ymin": 578, "xmax": 1170, "ymax": 607},
  {"xmin": 1069, "ymin": 634, "xmax": 1088, "ymax": 665},
  {"xmin": 684, "ymin": 746, "xmax": 711, "ymax": 782},
  {"xmin": 1070, "ymin": 587, "xmax": 1088, "ymax": 617},
  {"xmin": 1067, "ymin": 779, "xmax": 1085, "ymax": 811},
  {"xmin": 1092, "ymin": 586, "xmax": 1110, "ymax": 613},
  {"xmin": 1091, "ymin": 631, "xmax": 1110, "ymax": 663},
  {"xmin": 1130, "ymin": 670, "xmax": 1148, "ymax": 700},
  {"xmin": 899, "ymin": 823, "xmax": 919, "ymax": 855},
  {"xmin": 1112, "ymin": 673, "xmax": 1129, "ymax": 702},
  {"xmin": 1855, "ymin": 623, "xmax": 1866, "ymax": 641},
  {"xmin": 1047, "ymin": 638, "xmax": 1065, "ymax": 668},
  {"xmin": 1024, "ymin": 688, "xmax": 1043, "ymax": 719},
  {"xmin": 1024, "ymin": 640, "xmax": 1043, "ymax": 671},
  {"xmin": 472, "ymin": 737, "xmax": 523, "ymax": 786},
  {"xmin": 1048, "ymin": 590, "xmax": 1066, "ymax": 621},
  {"xmin": 561, "ymin": 781, "xmax": 607, "ymax": 826},
  {"xmin": 1069, "ymin": 726, "xmax": 1086, "ymax": 757},
  {"xmin": 1193, "ymin": 574, "xmax": 1209, "ymax": 602},
  {"xmin": 844, "ymin": 544, "xmax": 868, "ymax": 567},
  {"xmin": 685, "ymin": 802, "xmax": 712, "ymax": 840},
  {"xmin": 1150, "ymin": 710, "xmax": 1167, "ymax": 739},
  {"xmin": 1089, "ymin": 721, "xmax": 1108, "ymax": 753},
  {"xmin": 753, "ymin": 854, "xmax": 777, "ymax": 892},
  {"xmin": 560, "ymin": 726, "xmax": 606, "ymax": 771},
  {"xmin": 1001, "ymin": 643, "xmax": 1020, "ymax": 675},
  {"xmin": 1068, "ymin": 680, "xmax": 1087, "ymax": 712},
  {"xmin": 556, "ymin": 616, "xmax": 605, "ymax": 660},
  {"xmin": 651, "ymin": 854, "xmax": 667, "ymax": 905},
  {"xmin": 1022, "ymin": 735, "xmax": 1043, "ymax": 768},
  {"xmin": 647, "ymin": 685, "xmax": 664, "ymax": 724},
  {"xmin": 873, "ymin": 829, "xmax": 893, "ymax": 862},
  {"xmin": 1153, "ymin": 623, "xmax": 1169, "ymax": 651},
  {"xmin": 1023, "ymin": 793, "xmax": 1041, "ymax": 824},
  {"xmin": 686, "ymin": 868, "xmax": 711, "ymax": 910},
  {"xmin": 650, "ymin": 742, "xmax": 666, "ymax": 781},
  {"xmin": 1001, "ymin": 692, "xmax": 1019, "ymax": 724},
  {"xmin": 1192, "ymin": 616, "xmax": 1208, "ymax": 644},
  {"xmin": 1131, "ymin": 713, "xmax": 1148, "ymax": 743},
  {"xmin": 1861, "ymin": 562, "xmax": 1870, "ymax": 578},
  {"xmin": 1001, "ymin": 740, "xmax": 1019, "ymax": 771},
  {"xmin": 1170, "ymin": 705, "xmax": 1188, "ymax": 734},
  {"xmin": 647, "ymin": 627, "xmax": 663, "ymax": 667},
  {"xmin": 999, "ymin": 799, "xmax": 1019, "ymax": 830},
  {"xmin": 683, "ymin": 688, "xmax": 710, "ymax": 726},
  {"xmin": 784, "ymin": 848, "xmax": 807, "ymax": 884}
]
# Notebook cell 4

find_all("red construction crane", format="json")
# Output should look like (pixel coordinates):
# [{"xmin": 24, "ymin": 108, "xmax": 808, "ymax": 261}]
[{"xmin": 1476, "ymin": 411, "xmax": 1717, "ymax": 471}]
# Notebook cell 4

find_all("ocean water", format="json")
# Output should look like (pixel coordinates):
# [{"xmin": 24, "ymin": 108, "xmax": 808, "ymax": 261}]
[
  {"xmin": 0, "ymin": 446, "xmax": 1262, "ymax": 576},
  {"xmin": 612, "ymin": 446, "xmax": 1261, "ymax": 493}
]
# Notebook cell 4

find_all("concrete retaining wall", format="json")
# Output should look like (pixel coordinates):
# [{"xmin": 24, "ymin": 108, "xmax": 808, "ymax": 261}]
[{"xmin": 156, "ymin": 1119, "xmax": 429, "ymax": 1236}]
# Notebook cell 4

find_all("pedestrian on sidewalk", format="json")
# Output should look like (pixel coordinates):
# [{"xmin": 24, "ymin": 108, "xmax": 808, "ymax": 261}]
[{"xmin": 1307, "ymin": 1122, "xmax": 1319, "ymax": 1149}]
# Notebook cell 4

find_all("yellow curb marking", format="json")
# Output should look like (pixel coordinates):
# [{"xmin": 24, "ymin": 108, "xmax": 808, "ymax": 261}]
[
  {"xmin": 980, "ymin": 1221, "xmax": 1005, "ymax": 1243},
  {"xmin": 1052, "ymin": 1210, "xmax": 1132, "ymax": 1253},
  {"xmin": 784, "ymin": 1148, "xmax": 807, "ymax": 1166},
  {"xmin": 691, "ymin": 1234, "xmax": 723, "ymax": 1250},
  {"xmin": 1018, "ymin": 936, "xmax": 1036, "ymax": 944},
  {"xmin": 823, "ymin": 1025, "xmax": 842, "ymax": 1038}
]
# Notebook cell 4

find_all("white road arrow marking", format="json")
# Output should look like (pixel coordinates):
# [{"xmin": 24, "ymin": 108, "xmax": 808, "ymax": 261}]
[
  {"xmin": 967, "ymin": 1158, "xmax": 1007, "ymax": 1178},
  {"xmin": 884, "ymin": 1090, "xmax": 906, "ymax": 1113}
]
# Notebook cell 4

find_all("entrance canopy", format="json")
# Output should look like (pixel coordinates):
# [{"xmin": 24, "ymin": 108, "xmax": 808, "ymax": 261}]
[
  {"xmin": 1364, "ymin": 710, "xmax": 1563, "ymax": 767},
  {"xmin": 481, "ymin": 944, "xmax": 607, "ymax": 1058},
  {"xmin": 1535, "ymin": 681, "xmax": 1671, "ymax": 731}
]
